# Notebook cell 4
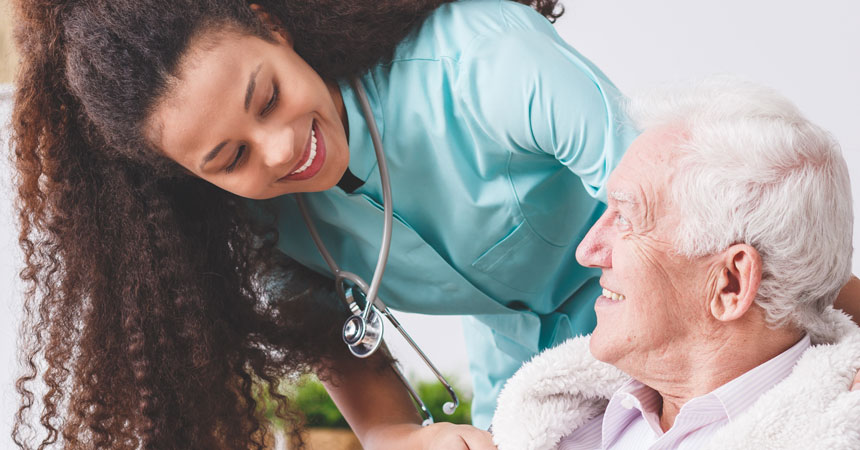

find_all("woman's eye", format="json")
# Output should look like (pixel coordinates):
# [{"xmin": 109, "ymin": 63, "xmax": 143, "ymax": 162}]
[
  {"xmin": 261, "ymin": 83, "xmax": 279, "ymax": 117},
  {"xmin": 225, "ymin": 144, "xmax": 246, "ymax": 173}
]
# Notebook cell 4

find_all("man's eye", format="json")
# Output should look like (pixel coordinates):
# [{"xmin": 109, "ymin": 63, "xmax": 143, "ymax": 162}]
[
  {"xmin": 616, "ymin": 213, "xmax": 631, "ymax": 229},
  {"xmin": 225, "ymin": 144, "xmax": 246, "ymax": 173},
  {"xmin": 261, "ymin": 83, "xmax": 279, "ymax": 117}
]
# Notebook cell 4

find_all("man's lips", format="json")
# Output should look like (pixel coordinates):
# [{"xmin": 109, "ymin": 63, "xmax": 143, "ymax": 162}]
[
  {"xmin": 597, "ymin": 281, "xmax": 626, "ymax": 305},
  {"xmin": 601, "ymin": 287, "xmax": 626, "ymax": 301}
]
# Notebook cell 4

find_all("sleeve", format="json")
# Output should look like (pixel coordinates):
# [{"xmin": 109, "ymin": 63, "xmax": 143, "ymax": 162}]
[{"xmin": 454, "ymin": 26, "xmax": 637, "ymax": 201}]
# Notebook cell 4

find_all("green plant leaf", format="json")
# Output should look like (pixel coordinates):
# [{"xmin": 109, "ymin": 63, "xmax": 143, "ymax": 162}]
[{"xmin": 256, "ymin": 375, "xmax": 472, "ymax": 429}]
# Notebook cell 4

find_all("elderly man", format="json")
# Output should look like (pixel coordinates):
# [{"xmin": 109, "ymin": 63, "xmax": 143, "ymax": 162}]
[{"xmin": 491, "ymin": 78, "xmax": 860, "ymax": 450}]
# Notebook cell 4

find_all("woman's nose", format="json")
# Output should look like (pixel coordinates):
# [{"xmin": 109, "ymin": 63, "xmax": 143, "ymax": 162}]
[
  {"xmin": 575, "ymin": 212, "xmax": 613, "ymax": 268},
  {"xmin": 258, "ymin": 126, "xmax": 297, "ymax": 169}
]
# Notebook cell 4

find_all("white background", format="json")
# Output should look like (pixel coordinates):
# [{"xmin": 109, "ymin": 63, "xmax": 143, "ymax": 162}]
[{"xmin": 1, "ymin": 0, "xmax": 859, "ymax": 444}]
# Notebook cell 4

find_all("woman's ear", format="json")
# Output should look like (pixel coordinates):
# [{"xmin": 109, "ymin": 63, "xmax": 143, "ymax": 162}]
[
  {"xmin": 709, "ymin": 243, "xmax": 762, "ymax": 322},
  {"xmin": 249, "ymin": 3, "xmax": 293, "ymax": 46}
]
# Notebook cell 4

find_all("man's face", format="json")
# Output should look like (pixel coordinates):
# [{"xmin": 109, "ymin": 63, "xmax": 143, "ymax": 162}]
[{"xmin": 575, "ymin": 126, "xmax": 721, "ymax": 372}]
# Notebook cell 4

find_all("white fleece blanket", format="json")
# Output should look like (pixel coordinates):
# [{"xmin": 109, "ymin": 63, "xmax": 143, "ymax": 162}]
[{"xmin": 492, "ymin": 309, "xmax": 860, "ymax": 450}]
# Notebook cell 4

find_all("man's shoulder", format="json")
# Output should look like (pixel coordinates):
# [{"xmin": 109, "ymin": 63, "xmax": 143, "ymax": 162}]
[
  {"xmin": 703, "ymin": 312, "xmax": 860, "ymax": 449},
  {"xmin": 492, "ymin": 335, "xmax": 629, "ymax": 450},
  {"xmin": 492, "ymin": 314, "xmax": 860, "ymax": 450}
]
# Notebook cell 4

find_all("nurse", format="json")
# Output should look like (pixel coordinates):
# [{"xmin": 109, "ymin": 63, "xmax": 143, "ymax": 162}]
[
  {"xmin": 11, "ymin": 0, "xmax": 860, "ymax": 448},
  {"xmin": 162, "ymin": 0, "xmax": 637, "ymax": 431}
]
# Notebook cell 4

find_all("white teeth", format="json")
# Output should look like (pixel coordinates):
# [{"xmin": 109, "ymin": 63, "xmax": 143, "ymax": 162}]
[
  {"xmin": 290, "ymin": 128, "xmax": 317, "ymax": 175},
  {"xmin": 602, "ymin": 287, "xmax": 626, "ymax": 301}
]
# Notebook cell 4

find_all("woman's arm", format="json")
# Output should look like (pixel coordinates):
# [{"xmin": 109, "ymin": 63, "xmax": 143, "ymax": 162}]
[
  {"xmin": 835, "ymin": 275, "xmax": 860, "ymax": 325},
  {"xmin": 455, "ymin": 25, "xmax": 636, "ymax": 203},
  {"xmin": 323, "ymin": 353, "xmax": 496, "ymax": 450},
  {"xmin": 834, "ymin": 275, "xmax": 860, "ymax": 391}
]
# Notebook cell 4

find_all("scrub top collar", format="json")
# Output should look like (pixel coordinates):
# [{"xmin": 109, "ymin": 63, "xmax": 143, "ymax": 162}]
[{"xmin": 337, "ymin": 76, "xmax": 385, "ymax": 190}]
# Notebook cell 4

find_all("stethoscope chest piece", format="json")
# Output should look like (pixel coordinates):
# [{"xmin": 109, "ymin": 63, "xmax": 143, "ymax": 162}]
[{"xmin": 342, "ymin": 287, "xmax": 384, "ymax": 358}]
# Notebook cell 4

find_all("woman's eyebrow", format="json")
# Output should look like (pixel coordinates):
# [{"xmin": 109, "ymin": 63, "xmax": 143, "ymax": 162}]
[
  {"xmin": 244, "ymin": 63, "xmax": 263, "ymax": 111},
  {"xmin": 200, "ymin": 140, "xmax": 229, "ymax": 170},
  {"xmin": 199, "ymin": 63, "xmax": 264, "ymax": 171}
]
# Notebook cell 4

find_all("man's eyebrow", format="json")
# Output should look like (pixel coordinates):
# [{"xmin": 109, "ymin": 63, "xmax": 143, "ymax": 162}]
[
  {"xmin": 200, "ymin": 140, "xmax": 229, "ymax": 170},
  {"xmin": 244, "ymin": 63, "xmax": 263, "ymax": 111},
  {"xmin": 609, "ymin": 190, "xmax": 638, "ymax": 205}
]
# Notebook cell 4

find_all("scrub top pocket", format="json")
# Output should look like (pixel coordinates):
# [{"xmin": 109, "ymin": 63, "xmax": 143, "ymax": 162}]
[{"xmin": 471, "ymin": 219, "xmax": 568, "ymax": 295}]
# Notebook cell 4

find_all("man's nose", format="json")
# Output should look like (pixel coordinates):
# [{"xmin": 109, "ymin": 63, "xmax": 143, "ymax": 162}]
[{"xmin": 575, "ymin": 212, "xmax": 612, "ymax": 268}]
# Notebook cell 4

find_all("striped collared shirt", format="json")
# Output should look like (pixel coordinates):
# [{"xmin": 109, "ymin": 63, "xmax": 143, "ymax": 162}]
[{"xmin": 559, "ymin": 335, "xmax": 811, "ymax": 450}]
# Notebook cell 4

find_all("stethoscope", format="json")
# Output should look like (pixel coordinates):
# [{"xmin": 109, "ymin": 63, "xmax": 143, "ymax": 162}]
[{"xmin": 294, "ymin": 78, "xmax": 459, "ymax": 425}]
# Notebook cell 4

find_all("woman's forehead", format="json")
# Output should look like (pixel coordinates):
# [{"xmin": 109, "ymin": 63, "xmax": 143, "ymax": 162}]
[
  {"xmin": 148, "ymin": 33, "xmax": 270, "ymax": 146},
  {"xmin": 178, "ymin": 28, "xmax": 266, "ymax": 78}
]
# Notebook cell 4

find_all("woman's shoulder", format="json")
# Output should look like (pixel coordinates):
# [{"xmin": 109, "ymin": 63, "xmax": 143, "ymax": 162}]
[
  {"xmin": 390, "ymin": 0, "xmax": 557, "ymax": 64},
  {"xmin": 430, "ymin": 0, "xmax": 557, "ymax": 34}
]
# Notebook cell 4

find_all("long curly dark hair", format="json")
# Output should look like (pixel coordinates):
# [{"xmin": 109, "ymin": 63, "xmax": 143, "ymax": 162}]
[{"xmin": 10, "ymin": 0, "xmax": 563, "ymax": 448}]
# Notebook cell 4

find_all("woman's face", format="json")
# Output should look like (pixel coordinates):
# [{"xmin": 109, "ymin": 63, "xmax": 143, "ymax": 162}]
[{"xmin": 148, "ymin": 29, "xmax": 350, "ymax": 199}]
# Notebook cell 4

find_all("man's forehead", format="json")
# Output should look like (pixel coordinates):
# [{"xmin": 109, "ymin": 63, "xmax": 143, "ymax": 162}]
[
  {"xmin": 607, "ymin": 125, "xmax": 687, "ymax": 206},
  {"xmin": 633, "ymin": 126, "xmax": 685, "ymax": 160}
]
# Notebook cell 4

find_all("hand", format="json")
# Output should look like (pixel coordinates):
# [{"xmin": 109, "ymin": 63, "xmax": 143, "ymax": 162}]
[
  {"xmin": 364, "ymin": 422, "xmax": 497, "ymax": 450},
  {"xmin": 853, "ymin": 370, "xmax": 860, "ymax": 391},
  {"xmin": 418, "ymin": 422, "xmax": 497, "ymax": 450}
]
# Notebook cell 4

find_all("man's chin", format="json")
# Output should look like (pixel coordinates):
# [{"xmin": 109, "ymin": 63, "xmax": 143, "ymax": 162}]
[{"xmin": 588, "ymin": 332, "xmax": 622, "ymax": 364}]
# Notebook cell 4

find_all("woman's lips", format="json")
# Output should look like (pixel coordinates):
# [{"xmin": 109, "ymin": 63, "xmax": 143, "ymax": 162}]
[{"xmin": 279, "ymin": 120, "xmax": 326, "ymax": 182}]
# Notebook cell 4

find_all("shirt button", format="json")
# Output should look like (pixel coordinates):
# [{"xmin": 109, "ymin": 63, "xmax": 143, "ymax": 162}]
[{"xmin": 620, "ymin": 396, "xmax": 636, "ymax": 410}]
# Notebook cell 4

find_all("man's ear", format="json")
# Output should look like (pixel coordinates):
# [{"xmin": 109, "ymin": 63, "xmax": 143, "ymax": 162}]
[
  {"xmin": 710, "ymin": 244, "xmax": 762, "ymax": 322},
  {"xmin": 249, "ymin": 3, "xmax": 293, "ymax": 46}
]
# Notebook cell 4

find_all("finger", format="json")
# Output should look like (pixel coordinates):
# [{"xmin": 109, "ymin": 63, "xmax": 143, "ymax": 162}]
[
  {"xmin": 427, "ymin": 436, "xmax": 468, "ymax": 450},
  {"xmin": 852, "ymin": 370, "xmax": 860, "ymax": 391},
  {"xmin": 445, "ymin": 436, "xmax": 469, "ymax": 450},
  {"xmin": 427, "ymin": 424, "xmax": 471, "ymax": 450},
  {"xmin": 462, "ymin": 428, "xmax": 497, "ymax": 450}
]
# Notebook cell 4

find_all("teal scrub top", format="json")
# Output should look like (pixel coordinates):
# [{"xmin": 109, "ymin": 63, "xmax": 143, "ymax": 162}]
[{"xmin": 257, "ymin": 0, "xmax": 638, "ymax": 428}]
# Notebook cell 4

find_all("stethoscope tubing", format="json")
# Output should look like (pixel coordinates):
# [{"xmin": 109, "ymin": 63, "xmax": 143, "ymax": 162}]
[
  {"xmin": 294, "ymin": 78, "xmax": 459, "ymax": 424},
  {"xmin": 378, "ymin": 307, "xmax": 459, "ymax": 415},
  {"xmin": 294, "ymin": 77, "xmax": 392, "ymax": 314},
  {"xmin": 349, "ymin": 77, "xmax": 394, "ymax": 321}
]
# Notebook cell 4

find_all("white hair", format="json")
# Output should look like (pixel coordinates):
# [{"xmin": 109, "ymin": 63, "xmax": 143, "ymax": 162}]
[{"xmin": 624, "ymin": 76, "xmax": 854, "ymax": 342}]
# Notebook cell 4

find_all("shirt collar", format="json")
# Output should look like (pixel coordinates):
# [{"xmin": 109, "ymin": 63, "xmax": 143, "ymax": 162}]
[
  {"xmin": 337, "ymin": 75, "xmax": 385, "ymax": 185},
  {"xmin": 602, "ymin": 379, "xmax": 664, "ymax": 442}
]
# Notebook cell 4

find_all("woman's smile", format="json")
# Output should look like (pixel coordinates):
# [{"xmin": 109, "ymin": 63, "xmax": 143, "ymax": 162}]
[{"xmin": 279, "ymin": 119, "xmax": 325, "ymax": 181}]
